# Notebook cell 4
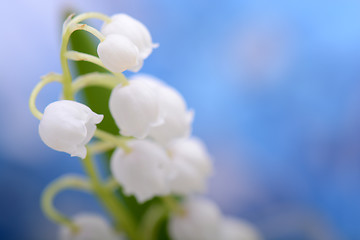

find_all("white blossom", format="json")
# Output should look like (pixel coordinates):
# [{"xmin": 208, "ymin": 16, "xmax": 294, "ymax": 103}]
[
  {"xmin": 39, "ymin": 100, "xmax": 103, "ymax": 159},
  {"xmin": 101, "ymin": 13, "xmax": 158, "ymax": 59},
  {"xmin": 220, "ymin": 217, "xmax": 262, "ymax": 240},
  {"xmin": 168, "ymin": 137, "xmax": 213, "ymax": 195},
  {"xmin": 59, "ymin": 213, "xmax": 120, "ymax": 240},
  {"xmin": 130, "ymin": 74, "xmax": 194, "ymax": 145},
  {"xmin": 110, "ymin": 139, "xmax": 172, "ymax": 202},
  {"xmin": 109, "ymin": 80, "xmax": 162, "ymax": 138},
  {"xmin": 169, "ymin": 197, "xmax": 221, "ymax": 240},
  {"xmin": 97, "ymin": 34, "xmax": 141, "ymax": 73}
]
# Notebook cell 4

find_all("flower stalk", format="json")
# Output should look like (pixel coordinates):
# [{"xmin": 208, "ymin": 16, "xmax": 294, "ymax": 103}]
[
  {"xmin": 41, "ymin": 175, "xmax": 92, "ymax": 233},
  {"xmin": 71, "ymin": 72, "xmax": 126, "ymax": 93},
  {"xmin": 94, "ymin": 129, "xmax": 132, "ymax": 154},
  {"xmin": 65, "ymin": 50, "xmax": 107, "ymax": 69},
  {"xmin": 29, "ymin": 73, "xmax": 62, "ymax": 120},
  {"xmin": 82, "ymin": 150, "xmax": 141, "ymax": 240},
  {"xmin": 60, "ymin": 19, "xmax": 106, "ymax": 100},
  {"xmin": 27, "ymin": 11, "xmax": 243, "ymax": 240}
]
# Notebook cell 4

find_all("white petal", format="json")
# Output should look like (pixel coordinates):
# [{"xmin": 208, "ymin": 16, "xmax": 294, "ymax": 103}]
[
  {"xmin": 101, "ymin": 14, "xmax": 156, "ymax": 59},
  {"xmin": 59, "ymin": 213, "xmax": 119, "ymax": 240},
  {"xmin": 170, "ymin": 137, "xmax": 213, "ymax": 176},
  {"xmin": 169, "ymin": 197, "xmax": 222, "ymax": 240},
  {"xmin": 109, "ymin": 81, "xmax": 161, "ymax": 139},
  {"xmin": 220, "ymin": 217, "xmax": 262, "ymax": 240},
  {"xmin": 129, "ymin": 74, "xmax": 193, "ymax": 145},
  {"xmin": 127, "ymin": 58, "xmax": 144, "ymax": 72},
  {"xmin": 170, "ymin": 160, "xmax": 206, "ymax": 194},
  {"xmin": 110, "ymin": 139, "xmax": 172, "ymax": 202},
  {"xmin": 39, "ymin": 100, "xmax": 103, "ymax": 159},
  {"xmin": 97, "ymin": 34, "xmax": 140, "ymax": 73},
  {"xmin": 168, "ymin": 137, "xmax": 213, "ymax": 195}
]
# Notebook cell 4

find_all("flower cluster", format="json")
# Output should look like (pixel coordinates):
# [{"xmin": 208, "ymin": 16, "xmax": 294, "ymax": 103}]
[
  {"xmin": 30, "ymin": 12, "xmax": 261, "ymax": 240},
  {"xmin": 109, "ymin": 74, "xmax": 201, "ymax": 202},
  {"xmin": 169, "ymin": 197, "xmax": 261, "ymax": 240},
  {"xmin": 98, "ymin": 14, "xmax": 158, "ymax": 72}
]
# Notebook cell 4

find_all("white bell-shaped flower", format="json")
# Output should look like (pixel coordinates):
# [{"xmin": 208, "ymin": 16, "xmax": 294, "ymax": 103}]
[
  {"xmin": 130, "ymin": 74, "xmax": 194, "ymax": 145},
  {"xmin": 59, "ymin": 213, "xmax": 120, "ymax": 240},
  {"xmin": 110, "ymin": 139, "xmax": 172, "ymax": 202},
  {"xmin": 169, "ymin": 197, "xmax": 222, "ymax": 240},
  {"xmin": 97, "ymin": 34, "xmax": 141, "ymax": 73},
  {"xmin": 168, "ymin": 137, "xmax": 213, "ymax": 195},
  {"xmin": 220, "ymin": 217, "xmax": 262, "ymax": 240},
  {"xmin": 39, "ymin": 100, "xmax": 103, "ymax": 159},
  {"xmin": 101, "ymin": 13, "xmax": 158, "ymax": 59},
  {"xmin": 109, "ymin": 80, "xmax": 162, "ymax": 138}
]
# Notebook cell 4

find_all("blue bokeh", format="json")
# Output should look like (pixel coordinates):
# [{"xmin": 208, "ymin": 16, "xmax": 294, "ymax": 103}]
[{"xmin": 1, "ymin": 0, "xmax": 360, "ymax": 239}]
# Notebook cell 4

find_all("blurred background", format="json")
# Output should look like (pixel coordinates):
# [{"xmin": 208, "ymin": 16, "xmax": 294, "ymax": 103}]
[{"xmin": 1, "ymin": 0, "xmax": 360, "ymax": 239}]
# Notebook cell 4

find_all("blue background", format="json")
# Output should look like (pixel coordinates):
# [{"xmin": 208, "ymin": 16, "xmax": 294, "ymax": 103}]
[{"xmin": 1, "ymin": 0, "xmax": 360, "ymax": 239}]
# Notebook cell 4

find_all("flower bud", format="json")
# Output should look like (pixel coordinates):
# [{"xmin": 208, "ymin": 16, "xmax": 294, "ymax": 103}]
[
  {"xmin": 130, "ymin": 74, "xmax": 194, "ymax": 144},
  {"xmin": 220, "ymin": 217, "xmax": 262, "ymax": 240},
  {"xmin": 101, "ymin": 14, "xmax": 158, "ymax": 59},
  {"xmin": 39, "ymin": 100, "xmax": 103, "ymax": 159},
  {"xmin": 110, "ymin": 139, "xmax": 172, "ymax": 202},
  {"xmin": 109, "ymin": 80, "xmax": 162, "ymax": 138},
  {"xmin": 59, "ymin": 213, "xmax": 120, "ymax": 240},
  {"xmin": 97, "ymin": 34, "xmax": 141, "ymax": 73},
  {"xmin": 168, "ymin": 137, "xmax": 213, "ymax": 195},
  {"xmin": 169, "ymin": 197, "xmax": 222, "ymax": 240}
]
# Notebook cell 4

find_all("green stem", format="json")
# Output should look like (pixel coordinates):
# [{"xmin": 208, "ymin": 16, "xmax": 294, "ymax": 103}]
[
  {"xmin": 82, "ymin": 150, "xmax": 141, "ymax": 240},
  {"xmin": 60, "ymin": 24, "xmax": 75, "ymax": 100},
  {"xmin": 60, "ymin": 12, "xmax": 113, "ymax": 99},
  {"xmin": 114, "ymin": 72, "xmax": 129, "ymax": 86},
  {"xmin": 88, "ymin": 141, "xmax": 116, "ymax": 154},
  {"xmin": 75, "ymin": 23, "xmax": 105, "ymax": 41},
  {"xmin": 60, "ymin": 23, "xmax": 105, "ymax": 100},
  {"xmin": 71, "ymin": 72, "xmax": 124, "ymax": 94},
  {"xmin": 139, "ymin": 204, "xmax": 167, "ymax": 240},
  {"xmin": 161, "ymin": 196, "xmax": 184, "ymax": 215},
  {"xmin": 41, "ymin": 175, "xmax": 92, "ymax": 233},
  {"xmin": 94, "ymin": 129, "xmax": 133, "ymax": 154},
  {"xmin": 66, "ymin": 50, "xmax": 106, "ymax": 69},
  {"xmin": 29, "ymin": 73, "xmax": 62, "ymax": 120},
  {"xmin": 104, "ymin": 177, "xmax": 119, "ymax": 191},
  {"xmin": 65, "ymin": 12, "xmax": 111, "ymax": 31}
]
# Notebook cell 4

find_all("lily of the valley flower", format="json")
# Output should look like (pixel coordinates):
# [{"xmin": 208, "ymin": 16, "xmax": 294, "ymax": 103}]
[
  {"xmin": 168, "ymin": 137, "xmax": 213, "ymax": 195},
  {"xmin": 39, "ymin": 100, "xmax": 103, "ymax": 159},
  {"xmin": 131, "ymin": 74, "xmax": 194, "ymax": 145},
  {"xmin": 220, "ymin": 217, "xmax": 262, "ymax": 240},
  {"xmin": 169, "ymin": 197, "xmax": 221, "ymax": 240},
  {"xmin": 101, "ymin": 13, "xmax": 158, "ymax": 60},
  {"xmin": 110, "ymin": 139, "xmax": 172, "ymax": 202},
  {"xmin": 59, "ymin": 213, "xmax": 120, "ymax": 240},
  {"xmin": 97, "ymin": 34, "xmax": 141, "ymax": 73},
  {"xmin": 109, "ymin": 80, "xmax": 162, "ymax": 138}
]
